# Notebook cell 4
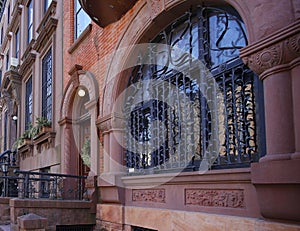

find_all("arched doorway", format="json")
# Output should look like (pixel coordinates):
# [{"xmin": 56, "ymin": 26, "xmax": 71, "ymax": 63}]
[{"xmin": 60, "ymin": 68, "xmax": 99, "ymax": 176}]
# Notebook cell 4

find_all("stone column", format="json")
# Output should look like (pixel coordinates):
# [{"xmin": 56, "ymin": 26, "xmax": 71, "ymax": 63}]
[
  {"xmin": 97, "ymin": 114, "xmax": 125, "ymax": 204},
  {"xmin": 240, "ymin": 19, "xmax": 300, "ymax": 222},
  {"xmin": 59, "ymin": 119, "xmax": 77, "ymax": 175}
]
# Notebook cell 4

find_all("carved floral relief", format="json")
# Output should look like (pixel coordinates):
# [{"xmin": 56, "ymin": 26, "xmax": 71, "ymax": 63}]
[
  {"xmin": 185, "ymin": 189, "xmax": 245, "ymax": 208},
  {"xmin": 132, "ymin": 189, "xmax": 166, "ymax": 203}
]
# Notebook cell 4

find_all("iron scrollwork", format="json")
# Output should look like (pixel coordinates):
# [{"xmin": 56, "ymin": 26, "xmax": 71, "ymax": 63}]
[{"xmin": 124, "ymin": 6, "xmax": 263, "ymax": 174}]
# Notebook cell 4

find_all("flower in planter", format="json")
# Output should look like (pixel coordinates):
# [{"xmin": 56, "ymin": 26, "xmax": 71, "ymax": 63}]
[
  {"xmin": 12, "ymin": 136, "xmax": 25, "ymax": 150},
  {"xmin": 35, "ymin": 117, "xmax": 52, "ymax": 134},
  {"xmin": 23, "ymin": 124, "xmax": 36, "ymax": 139}
]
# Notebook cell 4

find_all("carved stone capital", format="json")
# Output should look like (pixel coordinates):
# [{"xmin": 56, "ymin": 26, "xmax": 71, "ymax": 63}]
[
  {"xmin": 240, "ymin": 19, "xmax": 300, "ymax": 79},
  {"xmin": 97, "ymin": 113, "xmax": 125, "ymax": 133}
]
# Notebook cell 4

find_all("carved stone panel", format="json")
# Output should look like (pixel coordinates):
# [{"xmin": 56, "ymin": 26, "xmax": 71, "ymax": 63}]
[
  {"xmin": 132, "ymin": 189, "xmax": 166, "ymax": 203},
  {"xmin": 185, "ymin": 189, "xmax": 245, "ymax": 208},
  {"xmin": 240, "ymin": 20, "xmax": 300, "ymax": 78}
]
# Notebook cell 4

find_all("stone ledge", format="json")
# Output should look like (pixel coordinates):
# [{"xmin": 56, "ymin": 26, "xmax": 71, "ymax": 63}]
[
  {"xmin": 17, "ymin": 213, "xmax": 48, "ymax": 230},
  {"xmin": 9, "ymin": 198, "xmax": 92, "ymax": 209}
]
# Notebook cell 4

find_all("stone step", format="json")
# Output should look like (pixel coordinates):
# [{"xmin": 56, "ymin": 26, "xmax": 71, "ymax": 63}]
[{"xmin": 0, "ymin": 225, "xmax": 11, "ymax": 231}]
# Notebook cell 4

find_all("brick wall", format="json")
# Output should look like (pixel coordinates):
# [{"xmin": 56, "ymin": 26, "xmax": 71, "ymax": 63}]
[{"xmin": 63, "ymin": 0, "xmax": 141, "ymax": 174}]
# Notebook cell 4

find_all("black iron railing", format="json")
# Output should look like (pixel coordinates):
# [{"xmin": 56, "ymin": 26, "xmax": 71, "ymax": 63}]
[
  {"xmin": 0, "ymin": 150, "xmax": 18, "ymax": 197},
  {"xmin": 0, "ymin": 150, "xmax": 17, "ymax": 167},
  {"xmin": 0, "ymin": 170, "xmax": 87, "ymax": 200},
  {"xmin": 14, "ymin": 170, "xmax": 87, "ymax": 200}
]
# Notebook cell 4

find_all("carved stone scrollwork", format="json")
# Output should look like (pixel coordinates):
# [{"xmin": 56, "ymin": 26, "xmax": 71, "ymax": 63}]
[
  {"xmin": 185, "ymin": 189, "xmax": 245, "ymax": 208},
  {"xmin": 97, "ymin": 113, "xmax": 125, "ymax": 133},
  {"xmin": 132, "ymin": 189, "xmax": 166, "ymax": 203},
  {"xmin": 286, "ymin": 34, "xmax": 300, "ymax": 58},
  {"xmin": 240, "ymin": 20, "xmax": 300, "ymax": 79}
]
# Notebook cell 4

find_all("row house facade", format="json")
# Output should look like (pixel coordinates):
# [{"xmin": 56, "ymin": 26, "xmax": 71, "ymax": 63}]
[
  {"xmin": 0, "ymin": 0, "xmax": 63, "ymax": 176},
  {"xmin": 64, "ymin": 0, "xmax": 300, "ymax": 230},
  {"xmin": 0, "ymin": 0, "xmax": 299, "ymax": 230}
]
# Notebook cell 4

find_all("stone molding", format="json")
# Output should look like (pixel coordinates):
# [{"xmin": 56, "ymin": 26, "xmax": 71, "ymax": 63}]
[
  {"xmin": 1, "ymin": 70, "xmax": 22, "ymax": 106},
  {"xmin": 36, "ymin": 0, "xmax": 57, "ymax": 34},
  {"xmin": 132, "ymin": 189, "xmax": 166, "ymax": 203},
  {"xmin": 19, "ymin": 51, "xmax": 36, "ymax": 76},
  {"xmin": 33, "ymin": 17, "xmax": 58, "ymax": 53},
  {"xmin": 185, "ymin": 189, "xmax": 245, "ymax": 208},
  {"xmin": 240, "ymin": 19, "xmax": 300, "ymax": 79},
  {"xmin": 60, "ymin": 67, "xmax": 98, "ymax": 120},
  {"xmin": 97, "ymin": 113, "xmax": 125, "ymax": 133},
  {"xmin": 147, "ymin": 0, "xmax": 165, "ymax": 19}
]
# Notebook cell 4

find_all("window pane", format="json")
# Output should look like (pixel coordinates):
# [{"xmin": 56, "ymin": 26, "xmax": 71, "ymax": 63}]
[
  {"xmin": 76, "ymin": 9, "xmax": 90, "ymax": 38},
  {"xmin": 28, "ymin": 0, "xmax": 33, "ymax": 43},
  {"xmin": 44, "ymin": 0, "xmax": 52, "ymax": 12},
  {"xmin": 42, "ymin": 49, "xmax": 52, "ymax": 121},
  {"xmin": 6, "ymin": 50, "xmax": 9, "ymax": 70},
  {"xmin": 15, "ymin": 28, "xmax": 20, "ymax": 58},
  {"xmin": 208, "ymin": 10, "xmax": 247, "ymax": 68},
  {"xmin": 75, "ymin": 1, "xmax": 91, "ymax": 39},
  {"xmin": 25, "ymin": 77, "xmax": 33, "ymax": 129}
]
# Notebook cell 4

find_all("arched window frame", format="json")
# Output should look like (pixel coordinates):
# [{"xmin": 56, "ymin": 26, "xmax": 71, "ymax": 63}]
[{"xmin": 123, "ymin": 6, "xmax": 265, "ymax": 174}]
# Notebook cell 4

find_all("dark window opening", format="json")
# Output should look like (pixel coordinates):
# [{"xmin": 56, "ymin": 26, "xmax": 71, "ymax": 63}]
[{"xmin": 15, "ymin": 28, "xmax": 20, "ymax": 59}]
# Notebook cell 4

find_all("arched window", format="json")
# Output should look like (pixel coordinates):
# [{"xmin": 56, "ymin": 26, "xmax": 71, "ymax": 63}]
[{"xmin": 124, "ymin": 6, "xmax": 265, "ymax": 174}]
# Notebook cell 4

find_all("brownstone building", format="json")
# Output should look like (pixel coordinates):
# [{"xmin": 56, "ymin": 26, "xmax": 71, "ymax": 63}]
[{"xmin": 0, "ymin": 0, "xmax": 300, "ymax": 230}]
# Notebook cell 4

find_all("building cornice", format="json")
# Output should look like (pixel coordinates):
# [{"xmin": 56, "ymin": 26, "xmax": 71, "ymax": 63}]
[{"xmin": 33, "ymin": 17, "xmax": 58, "ymax": 53}]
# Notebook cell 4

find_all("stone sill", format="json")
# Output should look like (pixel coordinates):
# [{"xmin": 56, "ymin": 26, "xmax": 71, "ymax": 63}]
[
  {"xmin": 9, "ymin": 198, "xmax": 92, "ymax": 209},
  {"xmin": 121, "ymin": 168, "xmax": 251, "ymax": 188},
  {"xmin": 68, "ymin": 24, "xmax": 93, "ymax": 54},
  {"xmin": 33, "ymin": 131, "xmax": 56, "ymax": 152}
]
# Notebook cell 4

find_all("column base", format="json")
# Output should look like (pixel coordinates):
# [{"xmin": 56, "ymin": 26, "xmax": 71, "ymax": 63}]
[
  {"xmin": 251, "ymin": 158, "xmax": 300, "ymax": 221},
  {"xmin": 98, "ymin": 173, "xmax": 125, "ymax": 204}
]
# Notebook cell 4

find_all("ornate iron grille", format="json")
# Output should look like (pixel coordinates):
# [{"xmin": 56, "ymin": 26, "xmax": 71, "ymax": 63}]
[
  {"xmin": 41, "ymin": 48, "xmax": 52, "ymax": 121},
  {"xmin": 124, "ymin": 6, "xmax": 265, "ymax": 174}
]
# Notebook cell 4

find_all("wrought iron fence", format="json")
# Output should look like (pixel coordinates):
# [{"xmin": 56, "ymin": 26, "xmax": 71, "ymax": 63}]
[{"xmin": 0, "ymin": 170, "xmax": 87, "ymax": 200}]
